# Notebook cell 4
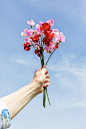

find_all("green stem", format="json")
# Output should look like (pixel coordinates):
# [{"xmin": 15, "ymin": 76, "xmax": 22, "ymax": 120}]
[
  {"xmin": 43, "ymin": 87, "xmax": 46, "ymax": 108},
  {"xmin": 41, "ymin": 41, "xmax": 57, "ymax": 107},
  {"xmin": 40, "ymin": 47, "xmax": 46, "ymax": 108},
  {"xmin": 45, "ymin": 48, "xmax": 56, "ymax": 66},
  {"xmin": 44, "ymin": 48, "xmax": 57, "ymax": 107},
  {"xmin": 46, "ymin": 88, "xmax": 51, "ymax": 105}
]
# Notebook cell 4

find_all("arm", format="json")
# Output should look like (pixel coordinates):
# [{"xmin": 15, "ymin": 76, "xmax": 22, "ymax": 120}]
[
  {"xmin": 1, "ymin": 82, "xmax": 40, "ymax": 120},
  {"xmin": 1, "ymin": 66, "xmax": 50, "ymax": 120}
]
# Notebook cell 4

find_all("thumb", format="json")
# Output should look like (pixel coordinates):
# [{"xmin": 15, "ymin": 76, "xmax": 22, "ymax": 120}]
[
  {"xmin": 43, "ymin": 65, "xmax": 47, "ymax": 69},
  {"xmin": 42, "ymin": 65, "xmax": 48, "ymax": 74},
  {"xmin": 41, "ymin": 68, "xmax": 47, "ymax": 75}
]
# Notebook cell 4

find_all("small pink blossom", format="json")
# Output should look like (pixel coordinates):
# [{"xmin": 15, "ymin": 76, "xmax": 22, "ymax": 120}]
[
  {"xmin": 27, "ymin": 19, "xmax": 35, "ymax": 27},
  {"xmin": 35, "ymin": 28, "xmax": 43, "ymax": 35},
  {"xmin": 44, "ymin": 42, "xmax": 55, "ymax": 53},
  {"xmin": 53, "ymin": 36, "xmax": 60, "ymax": 44},
  {"xmin": 40, "ymin": 21, "xmax": 43, "ymax": 26},
  {"xmin": 52, "ymin": 29, "xmax": 59, "ymax": 38},
  {"xmin": 46, "ymin": 19, "xmax": 54, "ymax": 26},
  {"xmin": 59, "ymin": 32, "xmax": 65, "ymax": 42},
  {"xmin": 24, "ymin": 37, "xmax": 31, "ymax": 44},
  {"xmin": 34, "ymin": 42, "xmax": 40, "ymax": 49},
  {"xmin": 36, "ymin": 24, "xmax": 40, "ymax": 28},
  {"xmin": 52, "ymin": 29, "xmax": 59, "ymax": 33},
  {"xmin": 24, "ymin": 29, "xmax": 34, "ymax": 37},
  {"xmin": 49, "ymin": 42, "xmax": 56, "ymax": 50},
  {"xmin": 53, "ymin": 32, "xmax": 65, "ymax": 44},
  {"xmin": 24, "ymin": 37, "xmax": 28, "ymax": 42},
  {"xmin": 21, "ymin": 32, "xmax": 27, "ymax": 37}
]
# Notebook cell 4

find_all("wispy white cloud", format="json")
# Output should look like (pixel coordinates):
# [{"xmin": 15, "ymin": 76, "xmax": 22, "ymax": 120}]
[
  {"xmin": 22, "ymin": 0, "xmax": 86, "ymax": 25},
  {"xmin": 10, "ymin": 54, "xmax": 33, "ymax": 64},
  {"xmin": 48, "ymin": 53, "xmax": 86, "ymax": 108}
]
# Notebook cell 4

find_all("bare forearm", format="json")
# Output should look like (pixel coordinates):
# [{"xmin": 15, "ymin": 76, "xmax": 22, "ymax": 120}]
[
  {"xmin": 1, "ymin": 66, "xmax": 50, "ymax": 120},
  {"xmin": 1, "ymin": 82, "xmax": 39, "ymax": 120}
]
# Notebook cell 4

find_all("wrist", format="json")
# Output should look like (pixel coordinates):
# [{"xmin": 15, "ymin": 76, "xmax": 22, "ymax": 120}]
[
  {"xmin": 31, "ymin": 79, "xmax": 44, "ymax": 94},
  {"xmin": 28, "ymin": 81, "xmax": 39, "ymax": 95}
]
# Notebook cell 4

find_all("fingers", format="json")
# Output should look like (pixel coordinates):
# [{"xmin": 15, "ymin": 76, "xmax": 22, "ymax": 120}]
[
  {"xmin": 35, "ymin": 68, "xmax": 42, "ymax": 74},
  {"xmin": 43, "ymin": 76, "xmax": 50, "ymax": 87},
  {"xmin": 43, "ymin": 82, "xmax": 50, "ymax": 87},
  {"xmin": 44, "ymin": 78, "xmax": 50, "ymax": 83},
  {"xmin": 45, "ymin": 73, "xmax": 49, "ymax": 78},
  {"xmin": 35, "ymin": 65, "xmax": 48, "ymax": 74}
]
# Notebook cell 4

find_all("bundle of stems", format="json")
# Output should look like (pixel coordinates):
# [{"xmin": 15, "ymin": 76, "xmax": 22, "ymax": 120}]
[{"xmin": 40, "ymin": 45, "xmax": 56, "ymax": 108}]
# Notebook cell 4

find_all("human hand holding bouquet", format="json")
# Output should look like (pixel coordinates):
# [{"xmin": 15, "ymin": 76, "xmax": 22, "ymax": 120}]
[
  {"xmin": 32, "ymin": 65, "xmax": 50, "ymax": 94},
  {"xmin": 21, "ymin": 19, "xmax": 65, "ymax": 107}
]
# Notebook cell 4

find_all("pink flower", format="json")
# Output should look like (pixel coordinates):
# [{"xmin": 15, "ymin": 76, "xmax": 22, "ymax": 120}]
[
  {"xmin": 53, "ymin": 36, "xmax": 60, "ymax": 44},
  {"xmin": 52, "ymin": 29, "xmax": 59, "ymax": 38},
  {"xmin": 34, "ymin": 42, "xmax": 40, "ymax": 49},
  {"xmin": 36, "ymin": 24, "xmax": 40, "ymax": 28},
  {"xmin": 44, "ymin": 42, "xmax": 55, "ymax": 53},
  {"xmin": 21, "ymin": 32, "xmax": 27, "ymax": 37},
  {"xmin": 46, "ymin": 19, "xmax": 54, "ymax": 26},
  {"xmin": 40, "ymin": 21, "xmax": 43, "ymax": 26},
  {"xmin": 52, "ymin": 29, "xmax": 59, "ymax": 33},
  {"xmin": 35, "ymin": 28, "xmax": 43, "ymax": 35},
  {"xmin": 59, "ymin": 32, "xmax": 65, "ymax": 42},
  {"xmin": 24, "ymin": 29, "xmax": 34, "ymax": 37},
  {"xmin": 24, "ymin": 37, "xmax": 31, "ymax": 44},
  {"xmin": 27, "ymin": 19, "xmax": 35, "ymax": 27},
  {"xmin": 24, "ymin": 37, "xmax": 28, "ymax": 42},
  {"xmin": 53, "ymin": 32, "xmax": 65, "ymax": 44},
  {"xmin": 49, "ymin": 42, "xmax": 56, "ymax": 50}
]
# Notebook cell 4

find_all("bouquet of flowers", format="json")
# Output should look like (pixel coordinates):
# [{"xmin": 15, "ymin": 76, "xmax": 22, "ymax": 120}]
[{"xmin": 21, "ymin": 19, "xmax": 65, "ymax": 108}]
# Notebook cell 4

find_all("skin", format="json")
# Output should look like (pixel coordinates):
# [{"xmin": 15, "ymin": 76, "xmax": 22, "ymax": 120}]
[{"xmin": 1, "ymin": 65, "xmax": 50, "ymax": 120}]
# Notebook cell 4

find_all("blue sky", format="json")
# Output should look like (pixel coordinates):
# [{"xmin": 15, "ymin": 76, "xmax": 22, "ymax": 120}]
[{"xmin": 0, "ymin": 0, "xmax": 86, "ymax": 129}]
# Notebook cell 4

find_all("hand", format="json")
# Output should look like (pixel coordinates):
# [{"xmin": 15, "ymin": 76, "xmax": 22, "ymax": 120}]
[{"xmin": 32, "ymin": 65, "xmax": 50, "ymax": 94}]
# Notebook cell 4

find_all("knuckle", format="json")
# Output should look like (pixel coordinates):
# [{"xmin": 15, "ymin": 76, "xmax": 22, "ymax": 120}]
[{"xmin": 45, "ymin": 79, "xmax": 49, "ymax": 83}]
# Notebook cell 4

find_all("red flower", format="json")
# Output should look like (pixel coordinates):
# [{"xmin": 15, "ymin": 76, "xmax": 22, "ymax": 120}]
[
  {"xmin": 43, "ymin": 37, "xmax": 50, "ymax": 46},
  {"xmin": 40, "ymin": 46, "xmax": 43, "ymax": 51},
  {"xmin": 43, "ymin": 32, "xmax": 54, "ymax": 46},
  {"xmin": 55, "ymin": 44, "xmax": 59, "ymax": 49},
  {"xmin": 31, "ymin": 34, "xmax": 39, "ymax": 43},
  {"xmin": 40, "ymin": 23, "xmax": 51, "ymax": 31},
  {"xmin": 44, "ymin": 29, "xmax": 52, "ymax": 37},
  {"xmin": 23, "ymin": 42, "xmax": 31, "ymax": 51},
  {"xmin": 37, "ymin": 53, "xmax": 41, "ymax": 57},
  {"xmin": 35, "ymin": 49, "xmax": 40, "ymax": 54},
  {"xmin": 35, "ymin": 49, "xmax": 41, "ymax": 57},
  {"xmin": 46, "ymin": 33, "xmax": 54, "ymax": 40}
]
